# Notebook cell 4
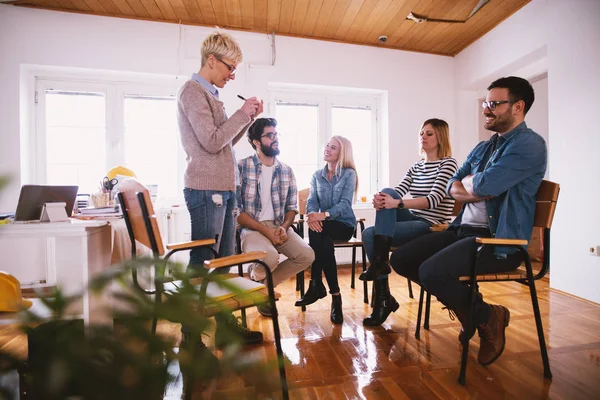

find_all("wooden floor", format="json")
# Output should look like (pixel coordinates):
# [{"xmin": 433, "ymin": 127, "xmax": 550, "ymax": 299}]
[{"xmin": 3, "ymin": 269, "xmax": 600, "ymax": 399}]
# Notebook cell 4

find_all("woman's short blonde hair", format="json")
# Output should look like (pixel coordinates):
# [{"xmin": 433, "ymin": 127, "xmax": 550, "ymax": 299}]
[
  {"xmin": 331, "ymin": 135, "xmax": 359, "ymax": 198},
  {"xmin": 201, "ymin": 32, "xmax": 243, "ymax": 66},
  {"xmin": 419, "ymin": 118, "xmax": 452, "ymax": 159}
]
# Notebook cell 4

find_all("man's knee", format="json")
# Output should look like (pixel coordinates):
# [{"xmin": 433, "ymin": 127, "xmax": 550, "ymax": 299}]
[{"xmin": 295, "ymin": 244, "xmax": 315, "ymax": 266}]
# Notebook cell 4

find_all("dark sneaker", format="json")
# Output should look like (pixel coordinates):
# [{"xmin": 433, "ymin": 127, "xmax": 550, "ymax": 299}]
[
  {"xmin": 179, "ymin": 333, "xmax": 220, "ymax": 380},
  {"xmin": 215, "ymin": 313, "xmax": 264, "ymax": 348},
  {"xmin": 477, "ymin": 304, "xmax": 510, "ymax": 365},
  {"xmin": 257, "ymin": 304, "xmax": 273, "ymax": 318}
]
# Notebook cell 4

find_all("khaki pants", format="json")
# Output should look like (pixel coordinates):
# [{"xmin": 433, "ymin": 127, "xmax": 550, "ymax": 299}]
[{"xmin": 240, "ymin": 221, "xmax": 314, "ymax": 287}]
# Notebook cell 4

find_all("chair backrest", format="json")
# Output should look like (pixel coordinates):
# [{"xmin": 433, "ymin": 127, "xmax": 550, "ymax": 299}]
[
  {"xmin": 118, "ymin": 179, "xmax": 165, "ymax": 256},
  {"xmin": 298, "ymin": 188, "xmax": 310, "ymax": 216},
  {"xmin": 533, "ymin": 180, "xmax": 560, "ymax": 229}
]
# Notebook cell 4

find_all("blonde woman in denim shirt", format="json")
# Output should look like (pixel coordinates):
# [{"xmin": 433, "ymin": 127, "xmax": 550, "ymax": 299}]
[{"xmin": 295, "ymin": 136, "xmax": 358, "ymax": 324}]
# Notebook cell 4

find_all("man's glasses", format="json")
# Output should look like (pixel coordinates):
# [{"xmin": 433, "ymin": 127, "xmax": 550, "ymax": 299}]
[
  {"xmin": 261, "ymin": 132, "xmax": 279, "ymax": 140},
  {"xmin": 216, "ymin": 57, "xmax": 237, "ymax": 75},
  {"xmin": 481, "ymin": 100, "xmax": 515, "ymax": 111}
]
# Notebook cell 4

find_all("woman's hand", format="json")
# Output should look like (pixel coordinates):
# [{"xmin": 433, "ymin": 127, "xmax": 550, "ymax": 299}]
[
  {"xmin": 306, "ymin": 212, "xmax": 325, "ymax": 223},
  {"xmin": 255, "ymin": 99, "xmax": 264, "ymax": 117},
  {"xmin": 373, "ymin": 192, "xmax": 401, "ymax": 210},
  {"xmin": 240, "ymin": 97, "xmax": 260, "ymax": 118},
  {"xmin": 306, "ymin": 212, "xmax": 325, "ymax": 232}
]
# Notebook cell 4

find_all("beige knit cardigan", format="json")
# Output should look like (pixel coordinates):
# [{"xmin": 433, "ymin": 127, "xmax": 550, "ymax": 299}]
[{"xmin": 177, "ymin": 79, "xmax": 252, "ymax": 191}]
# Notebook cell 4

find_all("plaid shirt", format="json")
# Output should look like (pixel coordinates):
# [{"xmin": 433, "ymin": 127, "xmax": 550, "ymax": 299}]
[{"xmin": 237, "ymin": 154, "xmax": 298, "ymax": 227}]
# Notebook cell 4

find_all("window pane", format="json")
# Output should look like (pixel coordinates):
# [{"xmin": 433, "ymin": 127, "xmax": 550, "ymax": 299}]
[
  {"xmin": 45, "ymin": 91, "xmax": 106, "ymax": 194},
  {"xmin": 124, "ymin": 95, "xmax": 178, "ymax": 199},
  {"xmin": 274, "ymin": 103, "xmax": 319, "ymax": 191},
  {"xmin": 332, "ymin": 106, "xmax": 373, "ymax": 201}
]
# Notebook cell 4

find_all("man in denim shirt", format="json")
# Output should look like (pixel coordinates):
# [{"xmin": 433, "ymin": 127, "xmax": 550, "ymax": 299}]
[
  {"xmin": 389, "ymin": 77, "xmax": 547, "ymax": 367},
  {"xmin": 238, "ymin": 118, "xmax": 314, "ymax": 317}
]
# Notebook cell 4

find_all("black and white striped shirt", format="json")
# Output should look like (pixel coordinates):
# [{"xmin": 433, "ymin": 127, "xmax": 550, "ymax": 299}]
[{"xmin": 394, "ymin": 158, "xmax": 458, "ymax": 224}]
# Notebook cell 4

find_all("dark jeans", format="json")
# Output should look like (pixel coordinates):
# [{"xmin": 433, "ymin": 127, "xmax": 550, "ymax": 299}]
[
  {"xmin": 362, "ymin": 188, "xmax": 432, "ymax": 263},
  {"xmin": 390, "ymin": 225, "xmax": 523, "ymax": 324},
  {"xmin": 182, "ymin": 189, "xmax": 236, "ymax": 334},
  {"xmin": 308, "ymin": 220, "xmax": 355, "ymax": 294}
]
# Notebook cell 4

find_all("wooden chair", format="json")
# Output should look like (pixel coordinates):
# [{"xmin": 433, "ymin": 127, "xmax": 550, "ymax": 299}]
[
  {"xmin": 296, "ymin": 188, "xmax": 369, "ymax": 307},
  {"xmin": 413, "ymin": 180, "xmax": 559, "ymax": 385},
  {"xmin": 117, "ymin": 179, "xmax": 289, "ymax": 399}
]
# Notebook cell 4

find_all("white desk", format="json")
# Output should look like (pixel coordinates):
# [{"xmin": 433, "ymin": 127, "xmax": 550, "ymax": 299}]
[{"xmin": 0, "ymin": 220, "xmax": 112, "ymax": 325}]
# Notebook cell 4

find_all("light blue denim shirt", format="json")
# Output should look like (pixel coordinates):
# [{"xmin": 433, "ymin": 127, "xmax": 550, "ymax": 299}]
[
  {"xmin": 447, "ymin": 122, "xmax": 547, "ymax": 256},
  {"xmin": 307, "ymin": 166, "xmax": 357, "ymax": 228}
]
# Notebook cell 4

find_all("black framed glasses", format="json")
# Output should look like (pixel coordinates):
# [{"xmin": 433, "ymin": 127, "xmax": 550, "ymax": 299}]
[
  {"xmin": 216, "ymin": 57, "xmax": 237, "ymax": 75},
  {"xmin": 481, "ymin": 100, "xmax": 515, "ymax": 111},
  {"xmin": 261, "ymin": 132, "xmax": 279, "ymax": 140}
]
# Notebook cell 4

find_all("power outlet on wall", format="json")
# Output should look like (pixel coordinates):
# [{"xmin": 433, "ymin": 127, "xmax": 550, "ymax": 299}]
[{"xmin": 589, "ymin": 245, "xmax": 600, "ymax": 256}]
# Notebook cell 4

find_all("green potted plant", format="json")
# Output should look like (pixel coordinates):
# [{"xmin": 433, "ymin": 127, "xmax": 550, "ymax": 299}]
[{"xmin": 0, "ymin": 256, "xmax": 280, "ymax": 399}]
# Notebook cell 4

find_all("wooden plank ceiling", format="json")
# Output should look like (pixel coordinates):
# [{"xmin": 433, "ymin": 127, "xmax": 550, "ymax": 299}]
[{"xmin": 9, "ymin": 0, "xmax": 530, "ymax": 56}]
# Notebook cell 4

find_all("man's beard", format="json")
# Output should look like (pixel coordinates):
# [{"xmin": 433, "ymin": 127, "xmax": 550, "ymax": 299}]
[
  {"xmin": 484, "ymin": 112, "xmax": 514, "ymax": 133},
  {"xmin": 261, "ymin": 142, "xmax": 280, "ymax": 157}
]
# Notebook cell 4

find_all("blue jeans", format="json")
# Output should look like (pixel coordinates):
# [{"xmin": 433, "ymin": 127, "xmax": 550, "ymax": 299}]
[
  {"xmin": 363, "ymin": 188, "xmax": 432, "ymax": 263},
  {"xmin": 183, "ymin": 189, "xmax": 236, "ymax": 271}
]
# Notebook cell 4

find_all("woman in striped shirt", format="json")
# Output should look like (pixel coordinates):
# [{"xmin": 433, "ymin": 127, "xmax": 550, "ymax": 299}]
[{"xmin": 360, "ymin": 118, "xmax": 458, "ymax": 326}]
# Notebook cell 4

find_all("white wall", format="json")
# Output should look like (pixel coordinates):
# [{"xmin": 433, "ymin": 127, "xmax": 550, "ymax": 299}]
[
  {"xmin": 0, "ymin": 4, "xmax": 455, "ymax": 213},
  {"xmin": 455, "ymin": 0, "xmax": 600, "ymax": 303}
]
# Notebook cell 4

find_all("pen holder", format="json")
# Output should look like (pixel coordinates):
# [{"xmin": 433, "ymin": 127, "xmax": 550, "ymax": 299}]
[{"xmin": 91, "ymin": 192, "xmax": 110, "ymax": 208}]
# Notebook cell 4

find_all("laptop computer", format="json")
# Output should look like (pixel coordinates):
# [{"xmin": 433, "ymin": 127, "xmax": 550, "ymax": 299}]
[{"xmin": 14, "ymin": 185, "xmax": 79, "ymax": 222}]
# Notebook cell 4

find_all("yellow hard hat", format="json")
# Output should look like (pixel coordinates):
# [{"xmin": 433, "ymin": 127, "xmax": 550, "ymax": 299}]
[
  {"xmin": 106, "ymin": 166, "xmax": 136, "ymax": 180},
  {"xmin": 0, "ymin": 271, "xmax": 33, "ymax": 312}
]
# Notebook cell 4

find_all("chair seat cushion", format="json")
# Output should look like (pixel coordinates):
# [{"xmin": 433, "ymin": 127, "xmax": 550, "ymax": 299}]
[
  {"xmin": 163, "ymin": 274, "xmax": 280, "ymax": 317},
  {"xmin": 333, "ymin": 237, "xmax": 363, "ymax": 247},
  {"xmin": 458, "ymin": 263, "xmax": 542, "ymax": 282}
]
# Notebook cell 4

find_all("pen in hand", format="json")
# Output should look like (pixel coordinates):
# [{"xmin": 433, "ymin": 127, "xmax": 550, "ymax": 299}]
[{"xmin": 237, "ymin": 94, "xmax": 246, "ymax": 101}]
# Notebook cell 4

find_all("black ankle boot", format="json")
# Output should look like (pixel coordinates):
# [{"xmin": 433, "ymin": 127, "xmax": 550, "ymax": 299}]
[
  {"xmin": 359, "ymin": 235, "xmax": 393, "ymax": 281},
  {"xmin": 363, "ymin": 278, "xmax": 399, "ymax": 326},
  {"xmin": 295, "ymin": 279, "xmax": 327, "ymax": 307},
  {"xmin": 330, "ymin": 295, "xmax": 343, "ymax": 324}
]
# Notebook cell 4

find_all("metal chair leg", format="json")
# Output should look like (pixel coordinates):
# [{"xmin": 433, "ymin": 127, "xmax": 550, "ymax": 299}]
[
  {"xmin": 424, "ymin": 293, "xmax": 431, "ymax": 330},
  {"xmin": 263, "ymin": 262, "xmax": 289, "ymax": 400},
  {"xmin": 237, "ymin": 263, "xmax": 247, "ymax": 327},
  {"xmin": 351, "ymin": 246, "xmax": 356, "ymax": 289},
  {"xmin": 298, "ymin": 271, "xmax": 306, "ymax": 312},
  {"xmin": 407, "ymin": 278, "xmax": 414, "ymax": 299},
  {"xmin": 459, "ymin": 268, "xmax": 479, "ymax": 385},
  {"xmin": 529, "ymin": 278, "xmax": 552, "ymax": 379},
  {"xmin": 362, "ymin": 246, "xmax": 368, "ymax": 304},
  {"xmin": 415, "ymin": 287, "xmax": 425, "ymax": 339}
]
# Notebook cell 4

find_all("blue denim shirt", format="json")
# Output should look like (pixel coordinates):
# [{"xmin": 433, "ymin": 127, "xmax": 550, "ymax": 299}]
[
  {"xmin": 307, "ymin": 166, "xmax": 357, "ymax": 228},
  {"xmin": 447, "ymin": 122, "xmax": 547, "ymax": 256}
]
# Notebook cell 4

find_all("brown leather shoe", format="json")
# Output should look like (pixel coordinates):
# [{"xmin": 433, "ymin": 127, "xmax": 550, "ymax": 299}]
[{"xmin": 477, "ymin": 304, "xmax": 510, "ymax": 366}]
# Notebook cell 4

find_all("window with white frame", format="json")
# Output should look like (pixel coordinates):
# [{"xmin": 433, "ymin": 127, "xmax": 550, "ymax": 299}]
[
  {"xmin": 35, "ymin": 78, "xmax": 184, "ymax": 202},
  {"xmin": 270, "ymin": 88, "xmax": 380, "ymax": 203}
]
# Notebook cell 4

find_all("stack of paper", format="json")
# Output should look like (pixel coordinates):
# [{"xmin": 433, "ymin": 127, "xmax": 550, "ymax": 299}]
[{"xmin": 77, "ymin": 205, "xmax": 122, "ymax": 217}]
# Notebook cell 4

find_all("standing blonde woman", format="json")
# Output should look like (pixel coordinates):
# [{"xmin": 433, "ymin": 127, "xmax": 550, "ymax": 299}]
[
  {"xmin": 177, "ymin": 32, "xmax": 263, "ymax": 355},
  {"xmin": 295, "ymin": 136, "xmax": 358, "ymax": 324}
]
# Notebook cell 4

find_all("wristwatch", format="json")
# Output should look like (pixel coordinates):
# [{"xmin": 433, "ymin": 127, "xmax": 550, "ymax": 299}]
[
  {"xmin": 324, "ymin": 211, "xmax": 331, "ymax": 219},
  {"xmin": 397, "ymin": 199, "xmax": 405, "ymax": 209}
]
